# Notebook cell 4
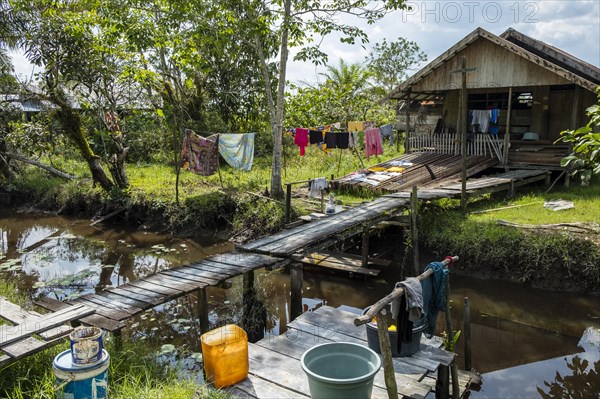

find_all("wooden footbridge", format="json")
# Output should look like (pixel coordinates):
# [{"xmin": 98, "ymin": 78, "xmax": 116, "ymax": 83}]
[{"xmin": 0, "ymin": 165, "xmax": 545, "ymax": 397}]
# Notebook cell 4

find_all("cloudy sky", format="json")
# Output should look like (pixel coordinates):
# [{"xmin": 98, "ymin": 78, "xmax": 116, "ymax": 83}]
[
  {"xmin": 286, "ymin": 0, "xmax": 600, "ymax": 85},
  {"xmin": 9, "ymin": 0, "xmax": 600, "ymax": 87}
]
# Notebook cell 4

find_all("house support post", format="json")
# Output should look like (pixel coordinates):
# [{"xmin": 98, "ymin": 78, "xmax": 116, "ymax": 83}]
[{"xmin": 502, "ymin": 87, "xmax": 513, "ymax": 167}]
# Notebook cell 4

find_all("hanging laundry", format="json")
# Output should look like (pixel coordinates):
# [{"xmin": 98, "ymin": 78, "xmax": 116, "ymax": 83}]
[
  {"xmin": 364, "ymin": 121, "xmax": 377, "ymax": 131},
  {"xmin": 379, "ymin": 124, "xmax": 394, "ymax": 146},
  {"xmin": 309, "ymin": 177, "xmax": 328, "ymax": 198},
  {"xmin": 336, "ymin": 132, "xmax": 350, "ymax": 149},
  {"xmin": 332, "ymin": 122, "xmax": 341, "ymax": 129},
  {"xmin": 218, "ymin": 133, "xmax": 255, "ymax": 171},
  {"xmin": 489, "ymin": 109, "xmax": 500, "ymax": 135},
  {"xmin": 348, "ymin": 121, "xmax": 364, "ymax": 132},
  {"xmin": 364, "ymin": 128, "xmax": 383, "ymax": 159},
  {"xmin": 471, "ymin": 110, "xmax": 491, "ymax": 133},
  {"xmin": 309, "ymin": 130, "xmax": 323, "ymax": 145},
  {"xmin": 324, "ymin": 131, "xmax": 337, "ymax": 149},
  {"xmin": 348, "ymin": 131, "xmax": 359, "ymax": 148},
  {"xmin": 294, "ymin": 128, "xmax": 309, "ymax": 156},
  {"xmin": 181, "ymin": 130, "xmax": 220, "ymax": 176}
]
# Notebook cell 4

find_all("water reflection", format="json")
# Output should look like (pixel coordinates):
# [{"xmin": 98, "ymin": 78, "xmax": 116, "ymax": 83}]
[{"xmin": 1, "ymin": 210, "xmax": 599, "ymax": 396}]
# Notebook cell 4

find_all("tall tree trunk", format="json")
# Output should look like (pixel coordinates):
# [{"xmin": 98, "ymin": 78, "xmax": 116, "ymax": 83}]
[
  {"xmin": 55, "ymin": 106, "xmax": 115, "ymax": 191},
  {"xmin": 269, "ymin": 0, "xmax": 291, "ymax": 199}
]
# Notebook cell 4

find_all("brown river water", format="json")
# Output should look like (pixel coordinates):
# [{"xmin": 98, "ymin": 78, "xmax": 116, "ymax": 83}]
[{"xmin": 0, "ymin": 210, "xmax": 598, "ymax": 398}]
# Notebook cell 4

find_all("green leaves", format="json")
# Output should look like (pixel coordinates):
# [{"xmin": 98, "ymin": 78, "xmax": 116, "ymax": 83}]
[{"xmin": 558, "ymin": 89, "xmax": 600, "ymax": 185}]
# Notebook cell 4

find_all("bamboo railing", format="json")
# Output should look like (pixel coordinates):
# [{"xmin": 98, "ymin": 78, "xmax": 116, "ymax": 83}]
[{"xmin": 408, "ymin": 133, "xmax": 504, "ymax": 162}]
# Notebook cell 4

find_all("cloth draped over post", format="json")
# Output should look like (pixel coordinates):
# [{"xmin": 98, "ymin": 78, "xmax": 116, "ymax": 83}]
[
  {"xmin": 181, "ymin": 130, "xmax": 220, "ymax": 176},
  {"xmin": 364, "ymin": 128, "xmax": 383, "ymax": 159},
  {"xmin": 218, "ymin": 133, "xmax": 255, "ymax": 171},
  {"xmin": 309, "ymin": 177, "xmax": 328, "ymax": 198},
  {"xmin": 421, "ymin": 261, "xmax": 450, "ymax": 338}
]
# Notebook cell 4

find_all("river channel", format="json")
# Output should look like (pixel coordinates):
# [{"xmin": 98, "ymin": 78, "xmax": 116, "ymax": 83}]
[{"xmin": 1, "ymin": 210, "xmax": 598, "ymax": 398}]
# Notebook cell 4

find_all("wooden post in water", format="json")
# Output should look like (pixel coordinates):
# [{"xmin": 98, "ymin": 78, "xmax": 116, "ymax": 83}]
[
  {"xmin": 242, "ymin": 270, "xmax": 265, "ymax": 342},
  {"xmin": 197, "ymin": 287, "xmax": 209, "ymax": 334},
  {"xmin": 444, "ymin": 279, "xmax": 460, "ymax": 398},
  {"xmin": 436, "ymin": 365, "xmax": 449, "ymax": 399},
  {"xmin": 464, "ymin": 297, "xmax": 472, "ymax": 371},
  {"xmin": 290, "ymin": 263, "xmax": 304, "ymax": 321},
  {"xmin": 362, "ymin": 229, "xmax": 370, "ymax": 268},
  {"xmin": 410, "ymin": 186, "xmax": 419, "ymax": 276},
  {"xmin": 376, "ymin": 308, "xmax": 398, "ymax": 399}
]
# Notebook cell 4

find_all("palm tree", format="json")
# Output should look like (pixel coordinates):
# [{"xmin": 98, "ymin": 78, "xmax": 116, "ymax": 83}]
[{"xmin": 319, "ymin": 60, "xmax": 372, "ymax": 123}]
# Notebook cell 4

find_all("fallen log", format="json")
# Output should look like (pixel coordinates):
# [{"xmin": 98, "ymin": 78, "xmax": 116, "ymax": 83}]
[
  {"xmin": 3, "ymin": 152, "xmax": 75, "ymax": 180},
  {"xmin": 497, "ymin": 219, "xmax": 600, "ymax": 233}
]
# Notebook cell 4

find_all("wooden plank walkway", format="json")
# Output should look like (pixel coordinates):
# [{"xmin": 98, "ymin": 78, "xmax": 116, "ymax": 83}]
[
  {"xmin": 35, "ymin": 252, "xmax": 286, "ymax": 333},
  {"xmin": 239, "ymin": 196, "xmax": 409, "ymax": 257},
  {"xmin": 0, "ymin": 297, "xmax": 95, "ymax": 367},
  {"xmin": 227, "ymin": 306, "xmax": 473, "ymax": 399},
  {"xmin": 384, "ymin": 169, "xmax": 549, "ymax": 200}
]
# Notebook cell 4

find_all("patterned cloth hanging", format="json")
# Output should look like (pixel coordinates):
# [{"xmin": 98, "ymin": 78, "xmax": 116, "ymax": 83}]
[
  {"xmin": 218, "ymin": 133, "xmax": 255, "ymax": 171},
  {"xmin": 181, "ymin": 130, "xmax": 220, "ymax": 176}
]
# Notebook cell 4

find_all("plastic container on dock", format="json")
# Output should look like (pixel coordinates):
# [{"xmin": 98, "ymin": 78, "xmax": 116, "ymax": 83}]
[
  {"xmin": 53, "ymin": 349, "xmax": 110, "ymax": 399},
  {"xmin": 69, "ymin": 326, "xmax": 104, "ymax": 366},
  {"xmin": 363, "ymin": 306, "xmax": 427, "ymax": 357},
  {"xmin": 201, "ymin": 324, "xmax": 249, "ymax": 388},
  {"xmin": 301, "ymin": 342, "xmax": 381, "ymax": 399}
]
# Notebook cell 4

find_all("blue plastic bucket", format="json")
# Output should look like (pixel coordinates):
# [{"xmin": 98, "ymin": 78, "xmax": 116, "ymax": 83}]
[{"xmin": 53, "ymin": 349, "xmax": 110, "ymax": 399}]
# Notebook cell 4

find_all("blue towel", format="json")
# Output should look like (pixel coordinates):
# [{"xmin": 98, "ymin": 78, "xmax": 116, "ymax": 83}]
[
  {"xmin": 422, "ymin": 261, "xmax": 449, "ymax": 337},
  {"xmin": 218, "ymin": 133, "xmax": 255, "ymax": 171}
]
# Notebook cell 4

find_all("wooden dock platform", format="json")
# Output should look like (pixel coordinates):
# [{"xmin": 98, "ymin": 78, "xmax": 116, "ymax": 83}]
[
  {"xmin": 331, "ymin": 153, "xmax": 498, "ymax": 194},
  {"xmin": 227, "ymin": 306, "xmax": 474, "ymax": 399}
]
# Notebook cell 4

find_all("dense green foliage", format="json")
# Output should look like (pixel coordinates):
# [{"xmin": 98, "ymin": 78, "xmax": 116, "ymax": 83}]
[{"xmin": 560, "ymin": 89, "xmax": 600, "ymax": 185}]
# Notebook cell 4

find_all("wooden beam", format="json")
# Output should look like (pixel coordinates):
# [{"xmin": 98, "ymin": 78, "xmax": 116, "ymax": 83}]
[
  {"xmin": 197, "ymin": 287, "xmax": 209, "ymax": 334},
  {"xmin": 503, "ymin": 87, "xmax": 513, "ymax": 166},
  {"xmin": 290, "ymin": 263, "xmax": 303, "ymax": 322}
]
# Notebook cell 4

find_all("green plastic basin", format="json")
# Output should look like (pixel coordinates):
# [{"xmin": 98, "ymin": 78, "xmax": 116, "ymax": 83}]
[{"xmin": 300, "ymin": 342, "xmax": 381, "ymax": 399}]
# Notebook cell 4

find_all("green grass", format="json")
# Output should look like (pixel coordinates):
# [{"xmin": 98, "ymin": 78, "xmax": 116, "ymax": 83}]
[{"xmin": 468, "ymin": 182, "xmax": 600, "ymax": 225}]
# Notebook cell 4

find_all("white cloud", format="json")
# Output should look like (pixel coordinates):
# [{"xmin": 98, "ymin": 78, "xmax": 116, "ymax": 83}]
[{"xmin": 285, "ymin": 0, "xmax": 600, "ymax": 84}]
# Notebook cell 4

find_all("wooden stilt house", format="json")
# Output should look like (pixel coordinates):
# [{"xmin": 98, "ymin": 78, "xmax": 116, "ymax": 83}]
[{"xmin": 387, "ymin": 27, "xmax": 599, "ymax": 171}]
